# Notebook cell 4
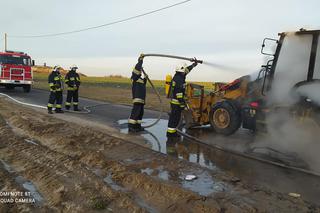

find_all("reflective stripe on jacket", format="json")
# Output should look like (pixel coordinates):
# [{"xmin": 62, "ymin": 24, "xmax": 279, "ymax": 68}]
[
  {"xmin": 48, "ymin": 72, "xmax": 63, "ymax": 92},
  {"xmin": 131, "ymin": 60, "xmax": 146, "ymax": 102}
]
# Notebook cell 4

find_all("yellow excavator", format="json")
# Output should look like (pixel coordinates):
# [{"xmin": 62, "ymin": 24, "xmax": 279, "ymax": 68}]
[{"xmin": 165, "ymin": 29, "xmax": 320, "ymax": 135}]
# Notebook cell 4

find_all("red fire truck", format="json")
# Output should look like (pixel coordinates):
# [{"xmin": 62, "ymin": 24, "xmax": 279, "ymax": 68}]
[{"xmin": 0, "ymin": 51, "xmax": 34, "ymax": 93}]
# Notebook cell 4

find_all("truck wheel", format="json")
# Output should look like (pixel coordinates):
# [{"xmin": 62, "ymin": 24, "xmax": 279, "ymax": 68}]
[
  {"xmin": 23, "ymin": 85, "xmax": 31, "ymax": 93},
  {"xmin": 5, "ymin": 85, "xmax": 14, "ymax": 90},
  {"xmin": 209, "ymin": 101, "xmax": 241, "ymax": 135}
]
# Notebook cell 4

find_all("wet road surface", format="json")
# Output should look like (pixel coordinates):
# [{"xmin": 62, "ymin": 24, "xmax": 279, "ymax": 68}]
[
  {"xmin": 118, "ymin": 119, "xmax": 320, "ymax": 204},
  {"xmin": 1, "ymin": 88, "xmax": 320, "ymax": 204}
]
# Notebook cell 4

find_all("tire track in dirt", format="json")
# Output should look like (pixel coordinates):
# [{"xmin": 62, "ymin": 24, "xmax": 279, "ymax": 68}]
[{"xmin": 0, "ymin": 124, "xmax": 149, "ymax": 212}]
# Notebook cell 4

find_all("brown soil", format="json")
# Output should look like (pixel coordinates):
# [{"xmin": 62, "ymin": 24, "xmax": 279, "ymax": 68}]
[{"xmin": 0, "ymin": 98, "xmax": 318, "ymax": 212}]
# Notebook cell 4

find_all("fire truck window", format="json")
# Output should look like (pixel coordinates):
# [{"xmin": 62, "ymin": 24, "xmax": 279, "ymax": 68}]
[
  {"xmin": 0, "ymin": 56, "xmax": 31, "ymax": 66},
  {"xmin": 314, "ymin": 34, "xmax": 320, "ymax": 79}
]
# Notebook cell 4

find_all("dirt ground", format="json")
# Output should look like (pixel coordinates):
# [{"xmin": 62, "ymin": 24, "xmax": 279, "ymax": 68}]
[{"xmin": 0, "ymin": 98, "xmax": 319, "ymax": 212}]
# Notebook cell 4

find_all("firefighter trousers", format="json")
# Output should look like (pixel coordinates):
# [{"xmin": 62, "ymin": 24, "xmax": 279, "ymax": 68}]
[
  {"xmin": 167, "ymin": 103, "xmax": 183, "ymax": 136},
  {"xmin": 47, "ymin": 91, "xmax": 63, "ymax": 110},
  {"xmin": 66, "ymin": 89, "xmax": 79, "ymax": 109},
  {"xmin": 128, "ymin": 103, "xmax": 144, "ymax": 128}
]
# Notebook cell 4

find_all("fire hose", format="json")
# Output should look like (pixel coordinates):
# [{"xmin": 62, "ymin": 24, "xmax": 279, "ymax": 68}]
[
  {"xmin": 140, "ymin": 53, "xmax": 203, "ymax": 128},
  {"xmin": 0, "ymin": 92, "xmax": 107, "ymax": 114}
]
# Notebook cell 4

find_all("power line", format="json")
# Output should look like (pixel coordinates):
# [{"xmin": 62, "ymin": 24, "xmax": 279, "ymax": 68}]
[{"xmin": 9, "ymin": 0, "xmax": 192, "ymax": 38}]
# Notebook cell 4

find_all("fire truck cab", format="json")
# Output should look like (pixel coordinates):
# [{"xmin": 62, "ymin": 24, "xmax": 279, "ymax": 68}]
[{"xmin": 0, "ymin": 51, "xmax": 34, "ymax": 93}]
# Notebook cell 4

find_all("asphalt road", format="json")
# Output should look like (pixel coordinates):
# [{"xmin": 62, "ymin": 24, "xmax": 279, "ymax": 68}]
[
  {"xmin": 1, "ymin": 87, "xmax": 320, "ymax": 204},
  {"xmin": 0, "ymin": 88, "xmax": 161, "ymax": 125}
]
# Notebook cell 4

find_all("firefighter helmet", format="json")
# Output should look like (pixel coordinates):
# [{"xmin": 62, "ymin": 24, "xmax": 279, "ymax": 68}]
[
  {"xmin": 175, "ymin": 63, "xmax": 187, "ymax": 73},
  {"xmin": 70, "ymin": 65, "xmax": 78, "ymax": 71},
  {"xmin": 53, "ymin": 65, "xmax": 61, "ymax": 72}
]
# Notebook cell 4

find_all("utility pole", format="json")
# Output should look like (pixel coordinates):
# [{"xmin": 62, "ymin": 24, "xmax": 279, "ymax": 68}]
[{"xmin": 4, "ymin": 33, "xmax": 7, "ymax": 51}]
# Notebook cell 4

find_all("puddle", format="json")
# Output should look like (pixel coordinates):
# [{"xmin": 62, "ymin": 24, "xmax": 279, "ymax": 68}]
[
  {"xmin": 15, "ymin": 176, "xmax": 44, "ymax": 203},
  {"xmin": 158, "ymin": 170, "xmax": 169, "ymax": 181},
  {"xmin": 24, "ymin": 139, "xmax": 39, "ymax": 146},
  {"xmin": 139, "ymin": 166, "xmax": 224, "ymax": 196},
  {"xmin": 141, "ymin": 168, "xmax": 154, "ymax": 175},
  {"xmin": 180, "ymin": 171, "xmax": 227, "ymax": 196},
  {"xmin": 118, "ymin": 119, "xmax": 218, "ymax": 171},
  {"xmin": 118, "ymin": 119, "xmax": 167, "ymax": 153},
  {"xmin": 0, "ymin": 159, "xmax": 44, "ymax": 204},
  {"xmin": 0, "ymin": 159, "xmax": 15, "ymax": 173},
  {"xmin": 103, "ymin": 173, "xmax": 126, "ymax": 192}
]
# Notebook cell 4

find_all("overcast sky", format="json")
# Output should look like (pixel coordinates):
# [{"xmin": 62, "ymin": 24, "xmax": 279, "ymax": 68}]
[{"xmin": 1, "ymin": 0, "xmax": 319, "ymax": 81}]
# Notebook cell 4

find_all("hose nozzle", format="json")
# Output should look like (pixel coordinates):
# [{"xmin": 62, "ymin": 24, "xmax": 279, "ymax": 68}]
[{"xmin": 190, "ymin": 58, "xmax": 203, "ymax": 64}]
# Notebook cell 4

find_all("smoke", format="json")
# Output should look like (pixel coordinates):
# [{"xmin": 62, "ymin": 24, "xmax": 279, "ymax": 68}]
[
  {"xmin": 296, "ymin": 83, "xmax": 320, "ymax": 105},
  {"xmin": 253, "ymin": 33, "xmax": 320, "ymax": 172},
  {"xmin": 256, "ymin": 111, "xmax": 320, "ymax": 171},
  {"xmin": 268, "ymin": 34, "xmax": 314, "ymax": 105}
]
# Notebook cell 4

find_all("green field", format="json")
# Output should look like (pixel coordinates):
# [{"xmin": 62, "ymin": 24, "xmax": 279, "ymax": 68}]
[{"xmin": 34, "ymin": 73, "xmax": 214, "ymax": 90}]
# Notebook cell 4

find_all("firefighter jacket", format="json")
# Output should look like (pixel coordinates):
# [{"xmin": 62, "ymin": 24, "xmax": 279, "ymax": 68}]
[
  {"xmin": 170, "ymin": 63, "xmax": 197, "ymax": 107},
  {"xmin": 65, "ymin": 70, "xmax": 81, "ymax": 91},
  {"xmin": 48, "ymin": 72, "xmax": 63, "ymax": 92},
  {"xmin": 131, "ymin": 60, "xmax": 147, "ymax": 104}
]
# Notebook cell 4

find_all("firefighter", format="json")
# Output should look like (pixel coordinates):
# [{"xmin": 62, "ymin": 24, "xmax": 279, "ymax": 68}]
[
  {"xmin": 167, "ymin": 60, "xmax": 198, "ymax": 137},
  {"xmin": 128, "ymin": 54, "xmax": 147, "ymax": 132},
  {"xmin": 47, "ymin": 66, "xmax": 64, "ymax": 114},
  {"xmin": 65, "ymin": 65, "xmax": 81, "ymax": 111}
]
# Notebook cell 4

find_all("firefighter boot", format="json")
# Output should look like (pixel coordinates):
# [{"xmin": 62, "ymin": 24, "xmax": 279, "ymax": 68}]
[
  {"xmin": 128, "ymin": 124, "xmax": 139, "ymax": 133},
  {"xmin": 136, "ymin": 124, "xmax": 145, "ymax": 132},
  {"xmin": 166, "ymin": 131, "xmax": 181, "ymax": 138},
  {"xmin": 48, "ymin": 108, "xmax": 53, "ymax": 114},
  {"xmin": 74, "ymin": 105, "xmax": 80, "ymax": 111},
  {"xmin": 65, "ymin": 105, "xmax": 71, "ymax": 110},
  {"xmin": 55, "ymin": 108, "xmax": 64, "ymax": 113}
]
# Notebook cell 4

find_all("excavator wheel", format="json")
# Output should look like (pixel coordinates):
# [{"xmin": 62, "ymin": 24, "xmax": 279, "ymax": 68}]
[{"xmin": 209, "ymin": 101, "xmax": 241, "ymax": 135}]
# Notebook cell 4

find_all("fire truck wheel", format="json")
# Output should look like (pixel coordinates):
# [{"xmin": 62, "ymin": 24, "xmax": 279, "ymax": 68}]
[
  {"xmin": 209, "ymin": 101, "xmax": 241, "ymax": 135},
  {"xmin": 23, "ymin": 85, "xmax": 31, "ymax": 93},
  {"xmin": 5, "ymin": 85, "xmax": 15, "ymax": 90}
]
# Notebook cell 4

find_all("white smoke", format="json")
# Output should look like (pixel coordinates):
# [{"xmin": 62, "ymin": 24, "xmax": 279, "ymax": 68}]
[
  {"xmin": 268, "ymin": 33, "xmax": 313, "ymax": 105},
  {"xmin": 296, "ymin": 83, "xmax": 320, "ymax": 105},
  {"xmin": 254, "ymin": 33, "xmax": 320, "ymax": 172}
]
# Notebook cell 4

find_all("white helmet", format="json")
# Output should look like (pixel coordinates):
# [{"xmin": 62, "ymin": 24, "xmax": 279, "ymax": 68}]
[
  {"xmin": 175, "ymin": 63, "xmax": 187, "ymax": 73},
  {"xmin": 70, "ymin": 64, "xmax": 78, "ymax": 70},
  {"xmin": 53, "ymin": 65, "xmax": 61, "ymax": 72}
]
